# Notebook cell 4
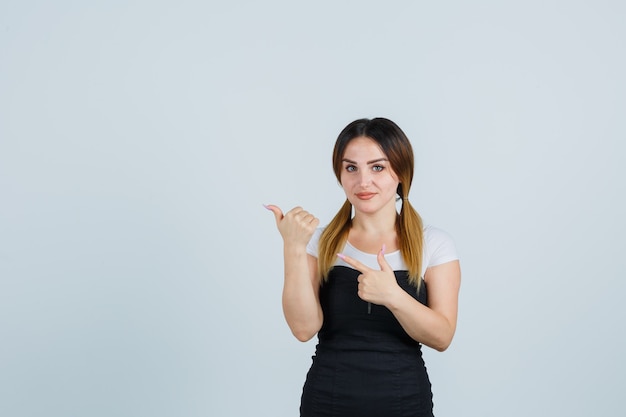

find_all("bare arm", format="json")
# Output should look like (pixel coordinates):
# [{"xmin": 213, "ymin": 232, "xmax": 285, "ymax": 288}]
[
  {"xmin": 339, "ymin": 249, "xmax": 461, "ymax": 351},
  {"xmin": 282, "ymin": 251, "xmax": 323, "ymax": 341},
  {"xmin": 266, "ymin": 205, "xmax": 323, "ymax": 342},
  {"xmin": 386, "ymin": 260, "xmax": 461, "ymax": 351}
]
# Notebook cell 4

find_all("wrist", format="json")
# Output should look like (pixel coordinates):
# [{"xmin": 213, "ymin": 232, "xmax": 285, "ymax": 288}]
[
  {"xmin": 385, "ymin": 285, "xmax": 409, "ymax": 311},
  {"xmin": 283, "ymin": 244, "xmax": 309, "ymax": 257}
]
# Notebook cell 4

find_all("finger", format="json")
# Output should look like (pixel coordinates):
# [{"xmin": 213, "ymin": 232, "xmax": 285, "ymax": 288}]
[
  {"xmin": 302, "ymin": 213, "xmax": 320, "ymax": 226},
  {"xmin": 291, "ymin": 208, "xmax": 311, "ymax": 222},
  {"xmin": 286, "ymin": 206, "xmax": 303, "ymax": 216},
  {"xmin": 377, "ymin": 244, "xmax": 393, "ymax": 272},
  {"xmin": 289, "ymin": 208, "xmax": 319, "ymax": 227},
  {"xmin": 311, "ymin": 217, "xmax": 320, "ymax": 228},
  {"xmin": 337, "ymin": 253, "xmax": 372, "ymax": 274},
  {"xmin": 263, "ymin": 204, "xmax": 284, "ymax": 225}
]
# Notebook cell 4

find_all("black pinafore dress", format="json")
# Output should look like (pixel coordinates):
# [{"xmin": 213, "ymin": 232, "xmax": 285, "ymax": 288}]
[{"xmin": 300, "ymin": 266, "xmax": 434, "ymax": 417}]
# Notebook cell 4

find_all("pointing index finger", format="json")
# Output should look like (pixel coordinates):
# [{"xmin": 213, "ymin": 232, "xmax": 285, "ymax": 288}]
[{"xmin": 337, "ymin": 253, "xmax": 372, "ymax": 274}]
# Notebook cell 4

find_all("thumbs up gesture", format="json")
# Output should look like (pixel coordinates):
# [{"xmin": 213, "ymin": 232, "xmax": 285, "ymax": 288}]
[
  {"xmin": 338, "ymin": 246, "xmax": 400, "ymax": 307},
  {"xmin": 265, "ymin": 205, "xmax": 319, "ymax": 246}
]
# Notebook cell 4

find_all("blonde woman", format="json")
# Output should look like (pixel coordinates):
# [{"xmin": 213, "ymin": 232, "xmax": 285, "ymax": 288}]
[{"xmin": 266, "ymin": 117, "xmax": 461, "ymax": 417}]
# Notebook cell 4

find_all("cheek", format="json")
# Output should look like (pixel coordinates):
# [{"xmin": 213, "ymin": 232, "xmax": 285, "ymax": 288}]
[
  {"xmin": 339, "ymin": 174, "xmax": 352, "ymax": 187},
  {"xmin": 383, "ymin": 173, "xmax": 399, "ymax": 185},
  {"xmin": 386, "ymin": 178, "xmax": 401, "ymax": 194}
]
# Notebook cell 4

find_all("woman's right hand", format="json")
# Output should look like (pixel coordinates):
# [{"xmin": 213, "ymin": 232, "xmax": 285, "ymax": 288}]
[
  {"xmin": 265, "ymin": 205, "xmax": 319, "ymax": 246},
  {"xmin": 265, "ymin": 204, "xmax": 323, "ymax": 341}
]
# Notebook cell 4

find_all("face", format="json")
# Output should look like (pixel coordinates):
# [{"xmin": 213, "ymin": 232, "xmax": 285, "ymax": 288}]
[{"xmin": 340, "ymin": 136, "xmax": 400, "ymax": 215}]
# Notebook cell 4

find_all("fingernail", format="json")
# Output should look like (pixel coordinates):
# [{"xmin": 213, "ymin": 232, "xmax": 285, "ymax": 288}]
[
  {"xmin": 381, "ymin": 244, "xmax": 386, "ymax": 254},
  {"xmin": 263, "ymin": 204, "xmax": 271, "ymax": 210},
  {"xmin": 337, "ymin": 253, "xmax": 346, "ymax": 260}
]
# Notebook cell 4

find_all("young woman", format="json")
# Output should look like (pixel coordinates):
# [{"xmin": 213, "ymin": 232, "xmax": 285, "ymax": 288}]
[{"xmin": 266, "ymin": 117, "xmax": 461, "ymax": 417}]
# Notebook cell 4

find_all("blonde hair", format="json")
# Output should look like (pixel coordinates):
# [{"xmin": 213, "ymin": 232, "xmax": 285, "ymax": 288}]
[{"xmin": 318, "ymin": 118, "xmax": 424, "ymax": 287}]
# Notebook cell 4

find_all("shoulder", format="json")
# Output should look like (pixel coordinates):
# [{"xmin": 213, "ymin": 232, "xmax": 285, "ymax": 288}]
[
  {"xmin": 424, "ymin": 224, "xmax": 454, "ymax": 245},
  {"xmin": 422, "ymin": 224, "xmax": 459, "ymax": 268}
]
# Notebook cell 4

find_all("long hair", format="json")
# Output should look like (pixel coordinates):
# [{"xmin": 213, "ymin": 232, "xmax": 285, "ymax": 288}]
[{"xmin": 317, "ymin": 117, "xmax": 424, "ymax": 287}]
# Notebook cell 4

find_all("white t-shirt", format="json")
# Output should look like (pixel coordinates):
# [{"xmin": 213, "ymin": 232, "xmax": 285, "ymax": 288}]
[{"xmin": 306, "ymin": 225, "xmax": 459, "ymax": 278}]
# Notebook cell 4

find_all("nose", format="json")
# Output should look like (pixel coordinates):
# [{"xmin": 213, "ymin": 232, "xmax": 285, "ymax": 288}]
[{"xmin": 358, "ymin": 170, "xmax": 373, "ymax": 186}]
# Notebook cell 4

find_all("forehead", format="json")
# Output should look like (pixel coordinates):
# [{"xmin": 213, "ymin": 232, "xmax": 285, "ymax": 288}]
[{"xmin": 342, "ymin": 136, "xmax": 386, "ymax": 160}]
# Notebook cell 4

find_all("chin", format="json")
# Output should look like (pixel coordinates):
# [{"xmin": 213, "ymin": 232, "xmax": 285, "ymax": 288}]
[{"xmin": 351, "ymin": 202, "xmax": 380, "ymax": 214}]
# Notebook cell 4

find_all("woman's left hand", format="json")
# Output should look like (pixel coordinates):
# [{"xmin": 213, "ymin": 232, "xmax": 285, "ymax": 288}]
[{"xmin": 338, "ymin": 247, "xmax": 400, "ymax": 307}]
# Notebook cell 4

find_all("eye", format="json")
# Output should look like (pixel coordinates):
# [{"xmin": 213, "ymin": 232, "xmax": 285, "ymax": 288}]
[
  {"xmin": 345, "ymin": 165, "xmax": 357, "ymax": 172},
  {"xmin": 372, "ymin": 165, "xmax": 384, "ymax": 172}
]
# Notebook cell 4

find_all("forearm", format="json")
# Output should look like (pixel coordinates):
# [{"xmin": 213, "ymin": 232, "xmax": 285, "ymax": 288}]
[
  {"xmin": 281, "ymin": 246, "xmax": 323, "ymax": 342},
  {"xmin": 386, "ymin": 290, "xmax": 456, "ymax": 352}
]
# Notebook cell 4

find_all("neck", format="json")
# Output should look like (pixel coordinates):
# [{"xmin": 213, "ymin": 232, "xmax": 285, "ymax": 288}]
[{"xmin": 351, "ymin": 204, "xmax": 398, "ymax": 234}]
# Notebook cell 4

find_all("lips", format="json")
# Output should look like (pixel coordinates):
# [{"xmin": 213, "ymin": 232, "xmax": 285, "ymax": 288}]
[{"xmin": 356, "ymin": 192, "xmax": 376, "ymax": 200}]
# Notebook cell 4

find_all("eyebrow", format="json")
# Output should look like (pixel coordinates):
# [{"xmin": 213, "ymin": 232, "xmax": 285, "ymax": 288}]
[{"xmin": 342, "ymin": 158, "xmax": 389, "ymax": 165}]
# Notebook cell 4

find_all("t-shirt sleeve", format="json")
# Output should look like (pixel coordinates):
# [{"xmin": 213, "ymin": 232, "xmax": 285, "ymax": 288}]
[
  {"xmin": 306, "ymin": 227, "xmax": 324, "ymax": 258},
  {"xmin": 424, "ymin": 225, "xmax": 459, "ymax": 268}
]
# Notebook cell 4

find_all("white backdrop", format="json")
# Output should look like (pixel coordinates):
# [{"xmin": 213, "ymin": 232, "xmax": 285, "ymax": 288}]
[{"xmin": 1, "ymin": 1, "xmax": 624, "ymax": 416}]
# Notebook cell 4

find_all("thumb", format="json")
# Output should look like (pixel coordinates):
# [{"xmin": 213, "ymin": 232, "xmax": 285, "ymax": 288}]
[
  {"xmin": 377, "ymin": 244, "xmax": 392, "ymax": 272},
  {"xmin": 263, "ymin": 204, "xmax": 284, "ymax": 224}
]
